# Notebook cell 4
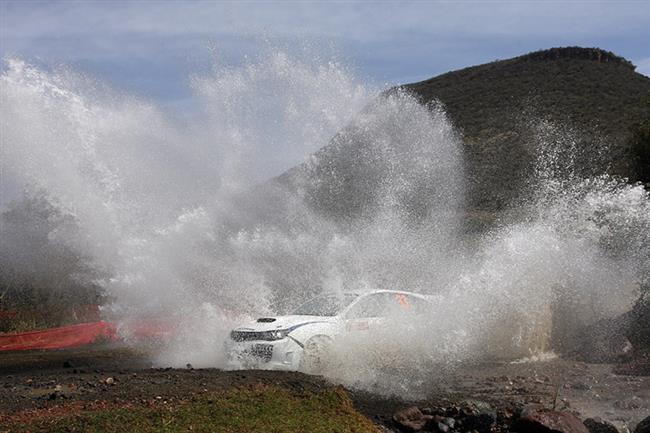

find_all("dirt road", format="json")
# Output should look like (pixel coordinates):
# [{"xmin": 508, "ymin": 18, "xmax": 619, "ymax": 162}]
[{"xmin": 0, "ymin": 345, "xmax": 648, "ymax": 431}]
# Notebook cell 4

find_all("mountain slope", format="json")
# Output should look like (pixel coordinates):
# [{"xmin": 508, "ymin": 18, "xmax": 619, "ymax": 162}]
[
  {"xmin": 277, "ymin": 47, "xmax": 650, "ymax": 220},
  {"xmin": 403, "ymin": 46, "xmax": 650, "ymax": 210}
]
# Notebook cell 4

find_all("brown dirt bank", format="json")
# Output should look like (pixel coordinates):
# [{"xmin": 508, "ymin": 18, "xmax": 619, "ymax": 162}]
[{"xmin": 0, "ymin": 346, "xmax": 648, "ymax": 431}]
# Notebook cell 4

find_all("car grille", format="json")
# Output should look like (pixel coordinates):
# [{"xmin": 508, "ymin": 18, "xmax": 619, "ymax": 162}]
[
  {"xmin": 230, "ymin": 330, "xmax": 275, "ymax": 342},
  {"xmin": 247, "ymin": 344, "xmax": 273, "ymax": 362}
]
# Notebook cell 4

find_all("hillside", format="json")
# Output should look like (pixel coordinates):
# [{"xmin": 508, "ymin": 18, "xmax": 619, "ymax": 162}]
[{"xmin": 276, "ymin": 47, "xmax": 650, "ymax": 220}]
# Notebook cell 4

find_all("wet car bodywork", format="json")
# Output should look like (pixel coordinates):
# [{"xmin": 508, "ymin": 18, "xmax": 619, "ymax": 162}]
[{"xmin": 225, "ymin": 290, "xmax": 432, "ymax": 371}]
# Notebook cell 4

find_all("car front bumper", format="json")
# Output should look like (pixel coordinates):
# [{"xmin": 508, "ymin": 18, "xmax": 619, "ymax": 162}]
[{"xmin": 225, "ymin": 336, "xmax": 304, "ymax": 371}]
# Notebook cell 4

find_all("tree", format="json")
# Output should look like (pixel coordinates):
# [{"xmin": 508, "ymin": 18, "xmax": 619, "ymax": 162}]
[{"xmin": 0, "ymin": 191, "xmax": 105, "ymax": 331}]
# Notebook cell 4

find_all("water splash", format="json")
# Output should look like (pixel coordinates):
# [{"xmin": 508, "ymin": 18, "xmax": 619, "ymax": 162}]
[{"xmin": 1, "ymin": 51, "xmax": 649, "ymax": 396}]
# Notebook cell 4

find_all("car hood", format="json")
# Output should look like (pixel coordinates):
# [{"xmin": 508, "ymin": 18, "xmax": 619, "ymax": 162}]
[{"xmin": 233, "ymin": 315, "xmax": 334, "ymax": 332}]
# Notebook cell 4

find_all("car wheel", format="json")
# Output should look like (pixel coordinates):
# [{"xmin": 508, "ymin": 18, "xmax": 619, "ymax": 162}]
[{"xmin": 299, "ymin": 335, "xmax": 332, "ymax": 374}]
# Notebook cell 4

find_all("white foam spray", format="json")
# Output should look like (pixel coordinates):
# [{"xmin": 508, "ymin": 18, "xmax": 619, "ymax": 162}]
[{"xmin": 1, "ymin": 51, "xmax": 648, "ymax": 396}]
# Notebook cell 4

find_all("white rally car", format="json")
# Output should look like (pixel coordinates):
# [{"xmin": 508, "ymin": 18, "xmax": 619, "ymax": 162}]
[{"xmin": 225, "ymin": 290, "xmax": 432, "ymax": 372}]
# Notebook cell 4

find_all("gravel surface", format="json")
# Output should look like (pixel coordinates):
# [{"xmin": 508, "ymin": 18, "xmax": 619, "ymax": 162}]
[{"xmin": 0, "ymin": 345, "xmax": 648, "ymax": 430}]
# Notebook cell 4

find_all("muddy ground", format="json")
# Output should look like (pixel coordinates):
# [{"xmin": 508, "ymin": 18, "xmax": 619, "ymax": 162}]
[{"xmin": 0, "ymin": 345, "xmax": 648, "ymax": 430}]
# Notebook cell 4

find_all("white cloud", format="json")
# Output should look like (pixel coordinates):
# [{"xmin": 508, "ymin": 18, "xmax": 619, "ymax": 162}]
[
  {"xmin": 3, "ymin": 1, "xmax": 649, "ymax": 42},
  {"xmin": 2, "ymin": 1, "xmax": 648, "ymax": 100},
  {"xmin": 635, "ymin": 57, "xmax": 650, "ymax": 77}
]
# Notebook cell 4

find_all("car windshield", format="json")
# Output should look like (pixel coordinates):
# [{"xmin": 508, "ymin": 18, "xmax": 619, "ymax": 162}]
[{"xmin": 292, "ymin": 294, "xmax": 358, "ymax": 316}]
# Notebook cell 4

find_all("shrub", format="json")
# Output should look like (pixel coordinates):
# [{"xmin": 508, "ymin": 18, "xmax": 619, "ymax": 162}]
[{"xmin": 630, "ymin": 119, "xmax": 650, "ymax": 185}]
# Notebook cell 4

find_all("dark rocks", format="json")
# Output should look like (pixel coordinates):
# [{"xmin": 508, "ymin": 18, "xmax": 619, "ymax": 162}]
[
  {"xmin": 390, "ymin": 401, "xmax": 628, "ymax": 433},
  {"xmin": 459, "ymin": 400, "xmax": 497, "ymax": 433},
  {"xmin": 393, "ymin": 406, "xmax": 434, "ymax": 432},
  {"xmin": 442, "ymin": 417, "xmax": 456, "ymax": 429},
  {"xmin": 422, "ymin": 407, "xmax": 446, "ymax": 416},
  {"xmin": 627, "ymin": 295, "xmax": 650, "ymax": 356},
  {"xmin": 62, "ymin": 360, "xmax": 74, "ymax": 368},
  {"xmin": 392, "ymin": 401, "xmax": 498, "ymax": 433},
  {"xmin": 48, "ymin": 384, "xmax": 64, "ymax": 400},
  {"xmin": 635, "ymin": 416, "xmax": 650, "ymax": 433},
  {"xmin": 569, "ymin": 316, "xmax": 634, "ymax": 363},
  {"xmin": 583, "ymin": 418, "xmax": 619, "ymax": 433},
  {"xmin": 432, "ymin": 415, "xmax": 460, "ymax": 433},
  {"xmin": 568, "ymin": 293, "xmax": 650, "ymax": 364},
  {"xmin": 515, "ymin": 406, "xmax": 590, "ymax": 433}
]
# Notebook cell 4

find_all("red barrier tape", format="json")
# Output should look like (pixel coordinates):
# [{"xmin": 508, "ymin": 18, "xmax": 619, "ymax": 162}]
[{"xmin": 0, "ymin": 321, "xmax": 118, "ymax": 351}]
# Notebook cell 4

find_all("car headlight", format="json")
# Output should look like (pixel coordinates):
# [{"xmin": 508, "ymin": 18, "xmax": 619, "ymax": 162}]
[{"xmin": 267, "ymin": 329, "xmax": 290, "ymax": 340}]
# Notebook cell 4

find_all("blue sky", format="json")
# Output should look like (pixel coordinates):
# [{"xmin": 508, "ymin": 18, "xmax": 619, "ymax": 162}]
[{"xmin": 2, "ymin": 0, "xmax": 650, "ymax": 108}]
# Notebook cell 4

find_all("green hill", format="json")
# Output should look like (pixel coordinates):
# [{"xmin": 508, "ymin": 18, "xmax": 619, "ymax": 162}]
[{"xmin": 276, "ymin": 47, "xmax": 650, "ymax": 221}]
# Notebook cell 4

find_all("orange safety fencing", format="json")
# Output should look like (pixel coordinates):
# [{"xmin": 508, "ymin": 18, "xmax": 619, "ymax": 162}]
[
  {"xmin": 0, "ymin": 321, "xmax": 119, "ymax": 351},
  {"xmin": 0, "ymin": 319, "xmax": 180, "ymax": 351}
]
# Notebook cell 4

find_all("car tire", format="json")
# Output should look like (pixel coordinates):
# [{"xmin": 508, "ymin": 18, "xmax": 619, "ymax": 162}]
[{"xmin": 299, "ymin": 335, "xmax": 332, "ymax": 374}]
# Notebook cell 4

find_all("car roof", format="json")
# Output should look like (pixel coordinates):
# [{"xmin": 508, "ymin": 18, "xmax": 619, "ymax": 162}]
[{"xmin": 343, "ymin": 289, "xmax": 430, "ymax": 300}]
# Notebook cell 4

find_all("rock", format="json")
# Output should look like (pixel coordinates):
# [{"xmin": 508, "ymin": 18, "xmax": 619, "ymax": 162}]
[
  {"xmin": 569, "ymin": 315, "xmax": 634, "ymax": 363},
  {"xmin": 584, "ymin": 418, "xmax": 619, "ymax": 433},
  {"xmin": 443, "ymin": 418, "xmax": 456, "ymax": 429},
  {"xmin": 393, "ymin": 406, "xmax": 434, "ymax": 432},
  {"xmin": 627, "ymin": 295, "xmax": 650, "ymax": 355},
  {"xmin": 635, "ymin": 416, "xmax": 650, "ymax": 433},
  {"xmin": 459, "ymin": 400, "xmax": 496, "ymax": 433},
  {"xmin": 62, "ymin": 360, "xmax": 74, "ymax": 368},
  {"xmin": 516, "ymin": 406, "xmax": 590, "ymax": 433},
  {"xmin": 422, "ymin": 407, "xmax": 445, "ymax": 416},
  {"xmin": 104, "ymin": 377, "xmax": 115, "ymax": 385}
]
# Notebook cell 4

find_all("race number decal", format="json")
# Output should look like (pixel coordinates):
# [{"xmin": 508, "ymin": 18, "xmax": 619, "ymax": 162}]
[{"xmin": 395, "ymin": 293, "xmax": 410, "ymax": 309}]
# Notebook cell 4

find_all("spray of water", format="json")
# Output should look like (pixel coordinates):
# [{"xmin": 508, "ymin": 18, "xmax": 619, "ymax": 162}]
[
  {"xmin": 0, "ymin": 51, "xmax": 374, "ymax": 362},
  {"xmin": 1, "ymin": 51, "xmax": 649, "ymax": 396}
]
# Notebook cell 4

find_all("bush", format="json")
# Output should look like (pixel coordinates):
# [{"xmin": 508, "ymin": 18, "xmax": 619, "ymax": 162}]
[
  {"xmin": 630, "ymin": 119, "xmax": 650, "ymax": 185},
  {"xmin": 0, "ymin": 192, "xmax": 105, "ymax": 332}
]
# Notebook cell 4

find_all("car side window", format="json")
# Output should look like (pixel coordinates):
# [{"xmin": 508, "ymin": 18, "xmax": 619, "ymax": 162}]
[
  {"xmin": 401, "ymin": 295, "xmax": 430, "ymax": 316},
  {"xmin": 345, "ymin": 294, "xmax": 380, "ymax": 319},
  {"xmin": 386, "ymin": 293, "xmax": 416, "ymax": 316},
  {"xmin": 345, "ymin": 293, "xmax": 431, "ymax": 319},
  {"xmin": 344, "ymin": 293, "xmax": 395, "ymax": 318}
]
